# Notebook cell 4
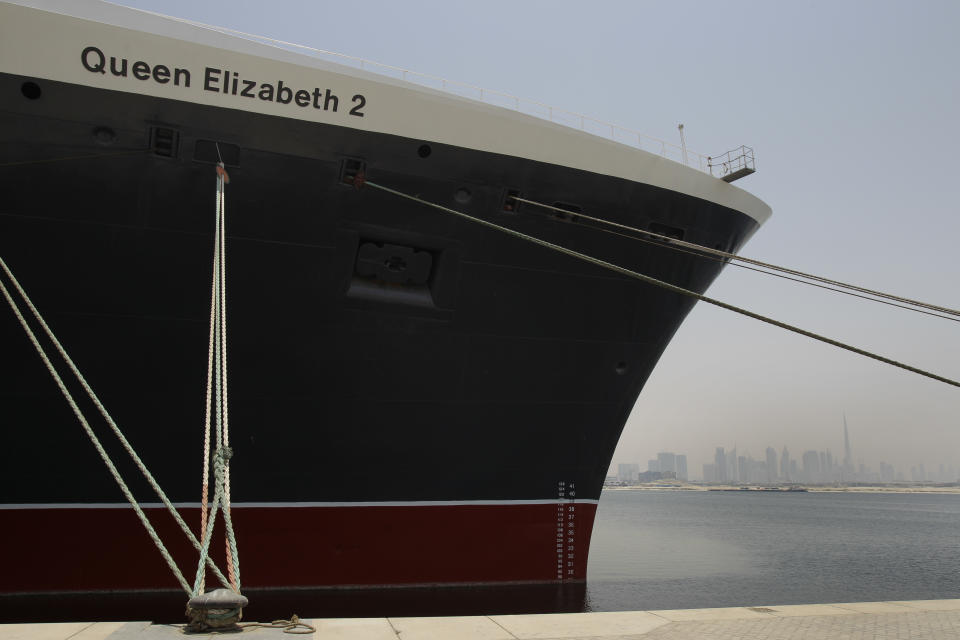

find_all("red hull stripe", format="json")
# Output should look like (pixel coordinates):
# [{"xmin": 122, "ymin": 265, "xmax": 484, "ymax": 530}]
[{"xmin": 0, "ymin": 503, "xmax": 595, "ymax": 593}]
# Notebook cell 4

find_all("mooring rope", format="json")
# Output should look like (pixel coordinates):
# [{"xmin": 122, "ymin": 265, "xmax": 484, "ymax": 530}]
[
  {"xmin": 198, "ymin": 166, "xmax": 220, "ymax": 595},
  {"xmin": 194, "ymin": 162, "xmax": 242, "ymax": 596},
  {"xmin": 509, "ymin": 195, "xmax": 960, "ymax": 319},
  {"xmin": 563, "ymin": 215, "xmax": 959, "ymax": 322},
  {"xmin": 219, "ymin": 165, "xmax": 240, "ymax": 590},
  {"xmin": 0, "ymin": 253, "xmax": 235, "ymax": 592},
  {"xmin": 363, "ymin": 180, "xmax": 959, "ymax": 389},
  {"xmin": 585, "ymin": 223, "xmax": 960, "ymax": 323},
  {"xmin": 241, "ymin": 616, "xmax": 318, "ymax": 635},
  {"xmin": 0, "ymin": 154, "xmax": 245, "ymax": 617},
  {"xmin": 0, "ymin": 261, "xmax": 192, "ymax": 593}
]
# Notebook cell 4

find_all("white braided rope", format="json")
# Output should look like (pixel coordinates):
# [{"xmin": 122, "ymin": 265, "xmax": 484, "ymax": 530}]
[
  {"xmin": 194, "ymin": 165, "xmax": 242, "ymax": 594},
  {"xmin": 197, "ymin": 171, "xmax": 221, "ymax": 595},
  {"xmin": 193, "ymin": 447, "xmax": 225, "ymax": 595},
  {"xmin": 0, "ymin": 261, "xmax": 192, "ymax": 592},
  {"xmin": 0, "ymin": 254, "xmax": 234, "ymax": 592},
  {"xmin": 219, "ymin": 176, "xmax": 241, "ymax": 590}
]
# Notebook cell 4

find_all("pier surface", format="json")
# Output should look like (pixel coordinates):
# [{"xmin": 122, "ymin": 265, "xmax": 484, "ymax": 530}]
[{"xmin": 2, "ymin": 599, "xmax": 960, "ymax": 640}]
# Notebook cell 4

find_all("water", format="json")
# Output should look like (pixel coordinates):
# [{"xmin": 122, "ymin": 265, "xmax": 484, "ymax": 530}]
[{"xmin": 585, "ymin": 489, "xmax": 960, "ymax": 611}]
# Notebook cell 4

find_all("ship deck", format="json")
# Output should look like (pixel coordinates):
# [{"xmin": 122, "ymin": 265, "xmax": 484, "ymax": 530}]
[{"xmin": 3, "ymin": 599, "xmax": 959, "ymax": 640}]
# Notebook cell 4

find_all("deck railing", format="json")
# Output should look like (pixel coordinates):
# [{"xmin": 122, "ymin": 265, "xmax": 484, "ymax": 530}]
[
  {"xmin": 165, "ymin": 14, "xmax": 745, "ymax": 176},
  {"xmin": 708, "ymin": 146, "xmax": 757, "ymax": 182}
]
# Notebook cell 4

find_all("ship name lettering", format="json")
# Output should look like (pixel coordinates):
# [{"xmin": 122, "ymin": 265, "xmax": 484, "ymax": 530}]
[
  {"xmin": 81, "ymin": 46, "xmax": 190, "ymax": 87},
  {"xmin": 202, "ymin": 67, "xmax": 362, "ymax": 115},
  {"xmin": 78, "ymin": 47, "xmax": 367, "ymax": 117}
]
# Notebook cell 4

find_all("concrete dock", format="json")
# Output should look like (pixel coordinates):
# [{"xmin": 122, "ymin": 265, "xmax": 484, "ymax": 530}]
[{"xmin": 2, "ymin": 599, "xmax": 960, "ymax": 640}]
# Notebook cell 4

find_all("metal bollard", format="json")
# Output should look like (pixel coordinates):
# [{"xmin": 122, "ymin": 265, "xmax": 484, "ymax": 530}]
[{"xmin": 186, "ymin": 588, "xmax": 249, "ymax": 632}]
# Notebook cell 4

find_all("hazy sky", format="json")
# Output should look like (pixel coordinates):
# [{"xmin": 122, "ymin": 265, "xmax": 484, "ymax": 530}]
[{"xmin": 113, "ymin": 0, "xmax": 960, "ymax": 478}]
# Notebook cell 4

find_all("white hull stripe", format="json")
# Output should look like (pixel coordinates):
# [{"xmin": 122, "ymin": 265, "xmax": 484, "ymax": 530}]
[{"xmin": 0, "ymin": 499, "xmax": 598, "ymax": 510}]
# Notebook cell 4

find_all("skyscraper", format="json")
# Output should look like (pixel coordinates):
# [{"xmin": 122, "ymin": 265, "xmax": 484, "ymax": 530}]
[
  {"xmin": 802, "ymin": 450, "xmax": 821, "ymax": 482},
  {"xmin": 657, "ymin": 452, "xmax": 677, "ymax": 474},
  {"xmin": 879, "ymin": 462, "xmax": 895, "ymax": 482},
  {"xmin": 617, "ymin": 463, "xmax": 639, "ymax": 483},
  {"xmin": 766, "ymin": 447, "xmax": 777, "ymax": 483},
  {"xmin": 715, "ymin": 447, "xmax": 727, "ymax": 483},
  {"xmin": 702, "ymin": 463, "xmax": 716, "ymax": 482},
  {"xmin": 843, "ymin": 415, "xmax": 854, "ymax": 478},
  {"xmin": 676, "ymin": 455, "xmax": 688, "ymax": 481}
]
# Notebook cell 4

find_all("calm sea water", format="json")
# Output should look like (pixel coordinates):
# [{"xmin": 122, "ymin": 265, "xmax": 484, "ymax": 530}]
[{"xmin": 585, "ymin": 489, "xmax": 960, "ymax": 611}]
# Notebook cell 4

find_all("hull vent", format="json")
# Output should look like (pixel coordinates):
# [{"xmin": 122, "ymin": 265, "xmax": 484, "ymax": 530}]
[
  {"xmin": 339, "ymin": 158, "xmax": 366, "ymax": 186},
  {"xmin": 150, "ymin": 127, "xmax": 180, "ymax": 158}
]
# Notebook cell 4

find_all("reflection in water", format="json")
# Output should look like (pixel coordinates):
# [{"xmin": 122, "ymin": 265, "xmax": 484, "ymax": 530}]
[
  {"xmin": 593, "ymin": 527, "xmax": 755, "ymax": 581},
  {"xmin": 586, "ymin": 490, "xmax": 960, "ymax": 611}
]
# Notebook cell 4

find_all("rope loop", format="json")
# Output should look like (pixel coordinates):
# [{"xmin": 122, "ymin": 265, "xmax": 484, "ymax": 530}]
[{"xmin": 241, "ymin": 615, "xmax": 318, "ymax": 635}]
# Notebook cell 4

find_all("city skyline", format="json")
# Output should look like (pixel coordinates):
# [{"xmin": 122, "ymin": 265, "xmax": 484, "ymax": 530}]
[
  {"xmin": 701, "ymin": 445, "xmax": 955, "ymax": 484},
  {"xmin": 612, "ymin": 399, "xmax": 959, "ymax": 484},
  {"xmin": 618, "ymin": 421, "xmax": 958, "ymax": 484},
  {"xmin": 621, "ymin": 449, "xmax": 956, "ymax": 485}
]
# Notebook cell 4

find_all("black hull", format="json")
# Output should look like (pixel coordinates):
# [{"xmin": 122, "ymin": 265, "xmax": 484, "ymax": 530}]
[{"xmin": 1, "ymin": 70, "xmax": 758, "ymax": 602}]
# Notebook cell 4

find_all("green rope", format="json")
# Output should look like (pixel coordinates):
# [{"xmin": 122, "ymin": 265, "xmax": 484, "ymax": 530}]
[
  {"xmin": 510, "ymin": 195, "xmax": 960, "ymax": 319},
  {"xmin": 240, "ymin": 616, "xmax": 317, "ymax": 635},
  {"xmin": 0, "ymin": 253, "xmax": 234, "ymax": 592},
  {"xmin": 0, "ymin": 264, "xmax": 192, "ymax": 593},
  {"xmin": 364, "ymin": 180, "xmax": 960, "ymax": 389},
  {"xmin": 1, "ymin": 165, "xmax": 243, "ymax": 600},
  {"xmin": 193, "ymin": 453, "xmax": 225, "ymax": 595}
]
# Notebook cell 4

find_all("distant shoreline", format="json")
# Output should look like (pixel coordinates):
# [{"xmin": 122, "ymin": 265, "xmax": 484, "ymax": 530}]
[{"xmin": 603, "ymin": 483, "xmax": 960, "ymax": 494}]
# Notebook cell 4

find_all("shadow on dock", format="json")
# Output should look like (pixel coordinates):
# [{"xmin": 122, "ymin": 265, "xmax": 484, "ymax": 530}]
[{"xmin": 0, "ymin": 583, "xmax": 587, "ymax": 623}]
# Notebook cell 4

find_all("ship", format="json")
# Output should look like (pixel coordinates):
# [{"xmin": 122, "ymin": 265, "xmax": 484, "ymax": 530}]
[{"xmin": 0, "ymin": 0, "xmax": 771, "ymax": 621}]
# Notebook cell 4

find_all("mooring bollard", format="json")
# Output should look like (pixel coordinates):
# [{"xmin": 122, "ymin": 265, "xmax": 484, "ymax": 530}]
[{"xmin": 186, "ymin": 588, "xmax": 249, "ymax": 632}]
